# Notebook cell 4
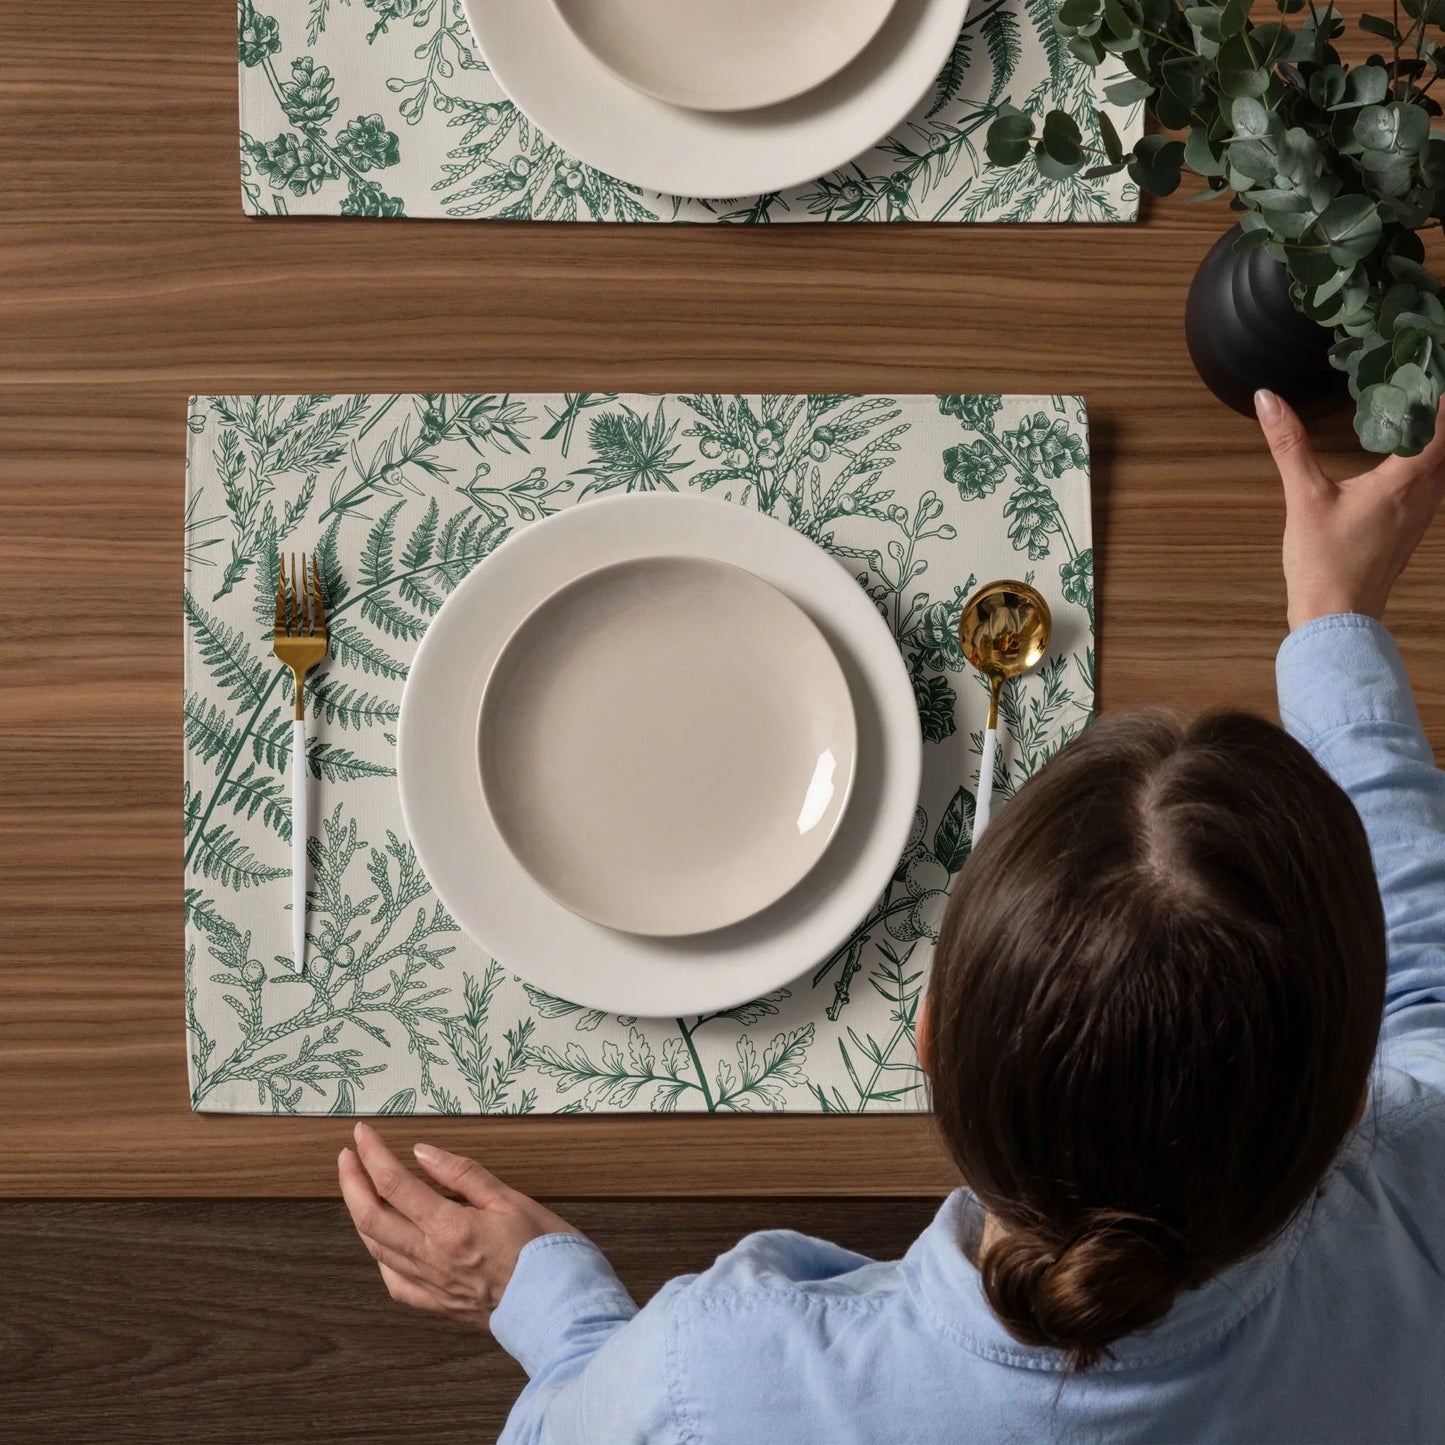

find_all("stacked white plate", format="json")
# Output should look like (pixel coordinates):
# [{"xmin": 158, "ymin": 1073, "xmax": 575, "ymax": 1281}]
[
  {"xmin": 460, "ymin": 0, "xmax": 974, "ymax": 199},
  {"xmin": 398, "ymin": 495, "xmax": 922, "ymax": 1017}
]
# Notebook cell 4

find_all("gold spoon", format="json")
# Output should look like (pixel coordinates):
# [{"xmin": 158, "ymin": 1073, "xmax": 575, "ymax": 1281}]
[{"xmin": 958, "ymin": 579, "xmax": 1052, "ymax": 841}]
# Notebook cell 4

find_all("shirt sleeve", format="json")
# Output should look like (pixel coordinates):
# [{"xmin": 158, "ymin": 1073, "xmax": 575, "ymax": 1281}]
[
  {"xmin": 491, "ymin": 1233, "xmax": 677, "ymax": 1444},
  {"xmin": 1276, "ymin": 614, "xmax": 1445, "ymax": 1088}
]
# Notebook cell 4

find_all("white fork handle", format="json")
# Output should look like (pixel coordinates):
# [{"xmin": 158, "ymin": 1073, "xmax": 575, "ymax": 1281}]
[
  {"xmin": 292, "ymin": 717, "xmax": 307, "ymax": 972},
  {"xmin": 973, "ymin": 726, "xmax": 999, "ymax": 842}
]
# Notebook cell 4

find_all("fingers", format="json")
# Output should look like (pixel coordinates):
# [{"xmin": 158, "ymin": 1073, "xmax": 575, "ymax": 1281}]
[
  {"xmin": 352, "ymin": 1122, "xmax": 450, "ymax": 1227},
  {"xmin": 1370, "ymin": 396, "xmax": 1445, "ymax": 490},
  {"xmin": 356, "ymin": 1226, "xmax": 429, "ymax": 1283},
  {"xmin": 412, "ymin": 1141, "xmax": 508, "ymax": 1208},
  {"xmin": 338, "ymin": 1146, "xmax": 425, "ymax": 1256},
  {"xmin": 1255, "ymin": 390, "xmax": 1328, "ymax": 499},
  {"xmin": 378, "ymin": 1261, "xmax": 442, "ymax": 1313}
]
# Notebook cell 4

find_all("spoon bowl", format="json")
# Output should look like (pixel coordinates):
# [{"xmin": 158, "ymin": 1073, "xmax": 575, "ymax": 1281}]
[{"xmin": 958, "ymin": 579, "xmax": 1053, "ymax": 839}]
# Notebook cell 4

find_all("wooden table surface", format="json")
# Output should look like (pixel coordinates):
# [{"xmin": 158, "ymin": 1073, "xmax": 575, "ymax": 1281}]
[{"xmin": 3, "ymin": 0, "xmax": 1442, "ymax": 1199}]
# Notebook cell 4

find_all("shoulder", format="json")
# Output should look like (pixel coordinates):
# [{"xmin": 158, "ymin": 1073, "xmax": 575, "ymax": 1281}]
[
  {"xmin": 683, "ymin": 1228, "xmax": 884, "ymax": 1290},
  {"xmin": 653, "ymin": 1236, "xmax": 919, "ymax": 1442},
  {"xmin": 1309, "ymin": 1063, "xmax": 1445, "ymax": 1267},
  {"xmin": 654, "ymin": 1227, "xmax": 913, "ymax": 1352}
]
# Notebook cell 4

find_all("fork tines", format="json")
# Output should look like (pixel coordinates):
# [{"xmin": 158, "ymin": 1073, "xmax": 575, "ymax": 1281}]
[{"xmin": 274, "ymin": 552, "xmax": 326, "ymax": 637}]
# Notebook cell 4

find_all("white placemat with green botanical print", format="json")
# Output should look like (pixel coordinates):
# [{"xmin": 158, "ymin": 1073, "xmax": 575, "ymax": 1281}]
[
  {"xmin": 184, "ymin": 392, "xmax": 1094, "ymax": 1115},
  {"xmin": 236, "ymin": 0, "xmax": 1140, "ymax": 222}
]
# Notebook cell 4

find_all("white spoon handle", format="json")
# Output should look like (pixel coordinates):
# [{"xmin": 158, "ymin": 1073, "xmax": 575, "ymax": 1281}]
[
  {"xmin": 292, "ymin": 717, "xmax": 307, "ymax": 972},
  {"xmin": 973, "ymin": 726, "xmax": 998, "ymax": 842}
]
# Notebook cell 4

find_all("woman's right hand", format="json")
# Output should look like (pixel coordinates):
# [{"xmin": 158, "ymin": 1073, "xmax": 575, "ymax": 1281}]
[{"xmin": 1255, "ymin": 389, "xmax": 1445, "ymax": 631}]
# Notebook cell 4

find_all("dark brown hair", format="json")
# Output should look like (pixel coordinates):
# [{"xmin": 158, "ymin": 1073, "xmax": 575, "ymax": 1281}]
[{"xmin": 928, "ymin": 710, "xmax": 1386, "ymax": 1369}]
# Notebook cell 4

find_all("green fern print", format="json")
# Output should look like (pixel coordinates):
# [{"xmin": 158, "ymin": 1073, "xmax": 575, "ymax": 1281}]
[
  {"xmin": 184, "ymin": 392, "xmax": 1094, "ymax": 1114},
  {"xmin": 237, "ymin": 0, "xmax": 1141, "ymax": 222}
]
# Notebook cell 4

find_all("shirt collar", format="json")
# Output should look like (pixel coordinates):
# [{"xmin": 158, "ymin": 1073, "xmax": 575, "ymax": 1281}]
[{"xmin": 903, "ymin": 1187, "xmax": 1313, "ymax": 1372}]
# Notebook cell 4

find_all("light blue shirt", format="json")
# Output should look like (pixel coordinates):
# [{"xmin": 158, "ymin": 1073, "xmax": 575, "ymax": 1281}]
[{"xmin": 492, "ymin": 614, "xmax": 1445, "ymax": 1444}]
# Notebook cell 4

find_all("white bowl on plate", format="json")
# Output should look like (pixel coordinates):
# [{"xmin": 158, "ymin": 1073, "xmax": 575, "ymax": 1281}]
[
  {"xmin": 461, "ymin": 0, "xmax": 973, "ymax": 199},
  {"xmin": 549, "ymin": 0, "xmax": 899, "ymax": 114},
  {"xmin": 478, "ymin": 555, "xmax": 857, "ymax": 937},
  {"xmin": 398, "ymin": 493, "xmax": 922, "ymax": 1018}
]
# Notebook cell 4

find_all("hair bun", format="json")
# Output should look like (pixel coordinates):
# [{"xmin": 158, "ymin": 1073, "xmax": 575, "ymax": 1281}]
[{"xmin": 980, "ymin": 1213, "xmax": 1188, "ymax": 1369}]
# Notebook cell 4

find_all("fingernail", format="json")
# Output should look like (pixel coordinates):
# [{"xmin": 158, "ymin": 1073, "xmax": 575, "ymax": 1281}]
[
  {"xmin": 1254, "ymin": 389, "xmax": 1281, "ymax": 423},
  {"xmin": 413, "ymin": 1142, "xmax": 442, "ymax": 1164},
  {"xmin": 338, "ymin": 1148, "xmax": 351, "ymax": 1166}
]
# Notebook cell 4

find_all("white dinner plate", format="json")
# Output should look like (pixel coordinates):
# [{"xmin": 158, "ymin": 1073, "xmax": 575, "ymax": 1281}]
[
  {"xmin": 398, "ymin": 494, "xmax": 922, "ymax": 1018},
  {"xmin": 461, "ymin": 0, "xmax": 973, "ymax": 199},
  {"xmin": 479, "ymin": 556, "xmax": 857, "ymax": 937},
  {"xmin": 550, "ymin": 0, "xmax": 898, "ymax": 114}
]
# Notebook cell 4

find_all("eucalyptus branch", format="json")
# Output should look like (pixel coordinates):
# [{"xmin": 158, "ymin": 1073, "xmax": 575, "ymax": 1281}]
[{"xmin": 986, "ymin": 0, "xmax": 1445, "ymax": 455}]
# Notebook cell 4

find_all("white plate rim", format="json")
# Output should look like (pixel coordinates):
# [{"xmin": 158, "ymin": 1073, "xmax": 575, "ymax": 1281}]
[
  {"xmin": 460, "ymin": 0, "xmax": 974, "ymax": 200},
  {"xmin": 476, "ymin": 552, "xmax": 860, "ymax": 937},
  {"xmin": 547, "ymin": 0, "xmax": 901, "ymax": 115},
  {"xmin": 398, "ymin": 493, "xmax": 923, "ymax": 1018}
]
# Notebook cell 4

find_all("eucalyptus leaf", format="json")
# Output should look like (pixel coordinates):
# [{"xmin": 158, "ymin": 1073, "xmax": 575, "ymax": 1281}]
[
  {"xmin": 1233, "ymin": 225, "xmax": 1274, "ymax": 250},
  {"xmin": 1128, "ymin": 135, "xmax": 1185, "ymax": 194},
  {"xmin": 1035, "ymin": 141, "xmax": 1085, "ymax": 180},
  {"xmin": 1102, "ymin": 0, "xmax": 1138, "ymax": 40},
  {"xmin": 1358, "ymin": 12, "xmax": 1403, "ymax": 41},
  {"xmin": 1219, "ymin": 0, "xmax": 1251, "ymax": 37},
  {"xmin": 1356, "ymin": 103, "xmax": 1431, "ymax": 155},
  {"xmin": 1354, "ymin": 382, "xmax": 1410, "ymax": 450},
  {"xmin": 1229, "ymin": 137, "xmax": 1281, "ymax": 179},
  {"xmin": 1285, "ymin": 245, "xmax": 1341, "ymax": 286},
  {"xmin": 1392, "ymin": 329, "xmax": 1433, "ymax": 370},
  {"xmin": 1353, "ymin": 344, "xmax": 1396, "ymax": 395},
  {"xmin": 1378, "ymin": 282, "xmax": 1422, "ymax": 335},
  {"xmin": 1315, "ymin": 193, "xmax": 1382, "ymax": 264},
  {"xmin": 1154, "ymin": 87, "xmax": 1195, "ymax": 130},
  {"xmin": 1041, "ymin": 110, "xmax": 1085, "ymax": 164},
  {"xmin": 1104, "ymin": 74, "xmax": 1155, "ymax": 104},
  {"xmin": 1230, "ymin": 96, "xmax": 1273, "ymax": 137},
  {"xmin": 1258, "ymin": 206, "xmax": 1317, "ymax": 239},
  {"xmin": 1308, "ymin": 66, "xmax": 1347, "ymax": 108},
  {"xmin": 1185, "ymin": 125, "xmax": 1227, "ymax": 175},
  {"xmin": 1099, "ymin": 109, "xmax": 1125, "ymax": 166},
  {"xmin": 1329, "ymin": 65, "xmax": 1389, "ymax": 110},
  {"xmin": 1068, "ymin": 31, "xmax": 1108, "ymax": 64},
  {"xmin": 1386, "ymin": 255, "xmax": 1443, "ymax": 293},
  {"xmin": 1313, "ymin": 266, "xmax": 1353, "ymax": 306},
  {"xmin": 986, "ymin": 107, "xmax": 1035, "ymax": 166},
  {"xmin": 1220, "ymin": 63, "xmax": 1271, "ymax": 98}
]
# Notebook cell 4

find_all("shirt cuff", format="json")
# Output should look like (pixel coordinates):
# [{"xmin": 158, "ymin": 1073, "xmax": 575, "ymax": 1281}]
[
  {"xmin": 489, "ymin": 1233, "xmax": 637, "ymax": 1378},
  {"xmin": 1276, "ymin": 614, "xmax": 1423, "ymax": 750}
]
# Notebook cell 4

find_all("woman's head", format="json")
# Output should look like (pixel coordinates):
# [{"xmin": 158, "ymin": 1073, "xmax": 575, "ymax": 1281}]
[{"xmin": 926, "ymin": 709, "xmax": 1386, "ymax": 1369}]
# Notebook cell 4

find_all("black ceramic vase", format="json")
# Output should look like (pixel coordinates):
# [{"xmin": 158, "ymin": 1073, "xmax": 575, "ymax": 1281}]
[{"xmin": 1185, "ymin": 223, "xmax": 1347, "ymax": 419}]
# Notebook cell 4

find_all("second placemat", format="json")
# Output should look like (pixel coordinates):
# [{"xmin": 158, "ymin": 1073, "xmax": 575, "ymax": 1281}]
[{"xmin": 237, "ymin": 0, "xmax": 1141, "ymax": 222}]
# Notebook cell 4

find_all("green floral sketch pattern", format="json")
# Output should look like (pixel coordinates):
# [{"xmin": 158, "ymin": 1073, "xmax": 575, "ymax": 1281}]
[
  {"xmin": 184, "ymin": 392, "xmax": 1094, "ymax": 1114},
  {"xmin": 237, "ymin": 0, "xmax": 1141, "ymax": 222}
]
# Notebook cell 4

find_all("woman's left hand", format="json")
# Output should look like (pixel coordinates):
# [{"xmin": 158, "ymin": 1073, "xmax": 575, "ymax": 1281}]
[{"xmin": 338, "ymin": 1121, "xmax": 582, "ymax": 1328}]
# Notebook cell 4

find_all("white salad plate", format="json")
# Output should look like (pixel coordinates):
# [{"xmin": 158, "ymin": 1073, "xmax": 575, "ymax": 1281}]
[
  {"xmin": 478, "ymin": 555, "xmax": 858, "ymax": 937},
  {"xmin": 460, "ymin": 0, "xmax": 973, "ymax": 199},
  {"xmin": 398, "ymin": 494, "xmax": 922, "ymax": 1018},
  {"xmin": 549, "ymin": 0, "xmax": 898, "ymax": 114}
]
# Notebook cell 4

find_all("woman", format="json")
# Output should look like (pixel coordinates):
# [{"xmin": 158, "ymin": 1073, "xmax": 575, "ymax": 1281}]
[{"xmin": 338, "ymin": 391, "xmax": 1445, "ymax": 1443}]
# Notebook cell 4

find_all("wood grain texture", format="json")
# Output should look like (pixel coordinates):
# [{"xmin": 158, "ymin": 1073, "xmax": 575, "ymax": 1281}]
[
  {"xmin": 0, "ymin": 1197, "xmax": 939, "ymax": 1442},
  {"xmin": 2, "ymin": 1, "xmax": 1442, "ymax": 1196}
]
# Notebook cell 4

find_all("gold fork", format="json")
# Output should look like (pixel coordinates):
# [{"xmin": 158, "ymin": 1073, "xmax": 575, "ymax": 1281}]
[{"xmin": 273, "ymin": 553, "xmax": 328, "ymax": 972}]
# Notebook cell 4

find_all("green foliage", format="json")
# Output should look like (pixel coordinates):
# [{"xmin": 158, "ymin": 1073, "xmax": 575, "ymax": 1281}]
[{"xmin": 984, "ymin": 0, "xmax": 1445, "ymax": 453}]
